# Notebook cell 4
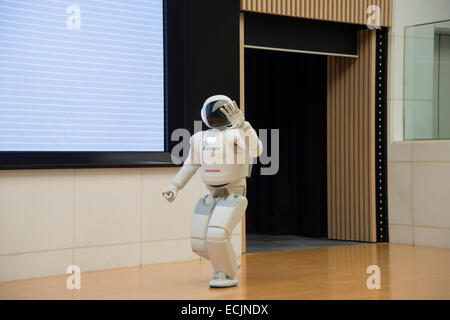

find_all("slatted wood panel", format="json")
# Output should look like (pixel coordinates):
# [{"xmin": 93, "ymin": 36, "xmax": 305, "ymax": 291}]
[
  {"xmin": 241, "ymin": 0, "xmax": 392, "ymax": 27},
  {"xmin": 327, "ymin": 29, "xmax": 376, "ymax": 242}
]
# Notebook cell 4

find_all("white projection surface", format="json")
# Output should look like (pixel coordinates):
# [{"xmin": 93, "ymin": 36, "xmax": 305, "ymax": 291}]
[{"xmin": 0, "ymin": 0, "xmax": 165, "ymax": 151}]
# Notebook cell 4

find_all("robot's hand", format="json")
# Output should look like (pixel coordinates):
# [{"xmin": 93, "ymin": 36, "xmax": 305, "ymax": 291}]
[
  {"xmin": 162, "ymin": 184, "xmax": 178, "ymax": 202},
  {"xmin": 220, "ymin": 101, "xmax": 245, "ymax": 129}
]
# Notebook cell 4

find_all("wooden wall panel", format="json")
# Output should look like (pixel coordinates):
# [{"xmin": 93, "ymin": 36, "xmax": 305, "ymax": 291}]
[
  {"xmin": 241, "ymin": 0, "xmax": 392, "ymax": 27},
  {"xmin": 327, "ymin": 29, "xmax": 376, "ymax": 242}
]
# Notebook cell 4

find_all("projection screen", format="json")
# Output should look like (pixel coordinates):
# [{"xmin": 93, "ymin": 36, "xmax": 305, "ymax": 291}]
[{"xmin": 0, "ymin": 0, "xmax": 165, "ymax": 152}]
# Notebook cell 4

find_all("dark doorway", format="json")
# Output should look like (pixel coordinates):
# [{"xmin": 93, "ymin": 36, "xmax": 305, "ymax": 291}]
[{"xmin": 245, "ymin": 48, "xmax": 330, "ymax": 251}]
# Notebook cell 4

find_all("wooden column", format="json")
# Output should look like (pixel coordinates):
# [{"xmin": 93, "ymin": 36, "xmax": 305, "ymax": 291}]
[{"xmin": 327, "ymin": 29, "xmax": 377, "ymax": 242}]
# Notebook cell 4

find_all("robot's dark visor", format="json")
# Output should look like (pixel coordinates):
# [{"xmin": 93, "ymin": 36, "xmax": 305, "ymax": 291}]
[{"xmin": 205, "ymin": 100, "xmax": 231, "ymax": 127}]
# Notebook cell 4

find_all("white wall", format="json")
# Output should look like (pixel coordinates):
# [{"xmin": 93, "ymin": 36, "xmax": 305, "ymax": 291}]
[
  {"xmin": 388, "ymin": 0, "xmax": 450, "ymax": 247},
  {"xmin": 0, "ymin": 168, "xmax": 242, "ymax": 282}
]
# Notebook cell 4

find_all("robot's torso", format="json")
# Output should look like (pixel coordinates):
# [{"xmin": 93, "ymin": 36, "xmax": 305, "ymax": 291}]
[{"xmin": 189, "ymin": 128, "xmax": 251, "ymax": 186}]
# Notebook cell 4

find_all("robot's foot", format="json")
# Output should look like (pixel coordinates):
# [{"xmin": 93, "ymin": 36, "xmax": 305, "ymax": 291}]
[
  {"xmin": 212, "ymin": 260, "xmax": 240, "ymax": 279},
  {"xmin": 209, "ymin": 272, "xmax": 238, "ymax": 288}
]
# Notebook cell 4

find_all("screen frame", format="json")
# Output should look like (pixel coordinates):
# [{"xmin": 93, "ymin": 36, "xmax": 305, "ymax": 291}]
[{"xmin": 0, "ymin": 0, "xmax": 179, "ymax": 170}]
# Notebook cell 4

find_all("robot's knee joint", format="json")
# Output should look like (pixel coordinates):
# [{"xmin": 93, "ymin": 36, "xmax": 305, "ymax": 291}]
[
  {"xmin": 191, "ymin": 237, "xmax": 207, "ymax": 251},
  {"xmin": 191, "ymin": 237, "xmax": 209, "ymax": 259},
  {"xmin": 206, "ymin": 226, "xmax": 229, "ymax": 242}
]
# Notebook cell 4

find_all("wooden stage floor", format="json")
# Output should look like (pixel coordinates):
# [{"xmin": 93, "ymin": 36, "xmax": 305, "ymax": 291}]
[{"xmin": 1, "ymin": 243, "xmax": 450, "ymax": 300}]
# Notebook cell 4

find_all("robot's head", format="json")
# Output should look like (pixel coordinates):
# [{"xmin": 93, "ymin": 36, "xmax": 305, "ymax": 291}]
[{"xmin": 201, "ymin": 95, "xmax": 233, "ymax": 129}]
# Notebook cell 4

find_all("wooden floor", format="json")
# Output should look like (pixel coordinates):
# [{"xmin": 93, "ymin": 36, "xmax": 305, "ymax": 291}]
[{"xmin": 1, "ymin": 243, "xmax": 450, "ymax": 300}]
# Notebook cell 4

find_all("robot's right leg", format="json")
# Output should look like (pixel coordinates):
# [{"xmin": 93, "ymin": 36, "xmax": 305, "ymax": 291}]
[
  {"xmin": 190, "ymin": 194, "xmax": 217, "ymax": 259},
  {"xmin": 207, "ymin": 195, "xmax": 248, "ymax": 288}
]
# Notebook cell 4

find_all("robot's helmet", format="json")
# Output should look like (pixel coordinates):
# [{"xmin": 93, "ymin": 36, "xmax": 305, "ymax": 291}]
[{"xmin": 201, "ymin": 95, "xmax": 233, "ymax": 128}]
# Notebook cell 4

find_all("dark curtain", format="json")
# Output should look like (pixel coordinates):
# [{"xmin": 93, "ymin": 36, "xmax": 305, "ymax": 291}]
[{"xmin": 245, "ymin": 48, "xmax": 327, "ymax": 237}]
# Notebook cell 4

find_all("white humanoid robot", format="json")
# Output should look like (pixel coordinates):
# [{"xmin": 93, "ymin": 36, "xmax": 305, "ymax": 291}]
[{"xmin": 162, "ymin": 95, "xmax": 263, "ymax": 288}]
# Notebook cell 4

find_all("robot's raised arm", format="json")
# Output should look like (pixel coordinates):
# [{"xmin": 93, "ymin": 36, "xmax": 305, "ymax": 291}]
[{"xmin": 236, "ymin": 121, "xmax": 263, "ymax": 158}]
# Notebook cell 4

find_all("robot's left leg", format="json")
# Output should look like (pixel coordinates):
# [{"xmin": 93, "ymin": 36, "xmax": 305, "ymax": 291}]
[
  {"xmin": 191, "ymin": 194, "xmax": 217, "ymax": 259},
  {"xmin": 206, "ymin": 195, "xmax": 248, "ymax": 288}
]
